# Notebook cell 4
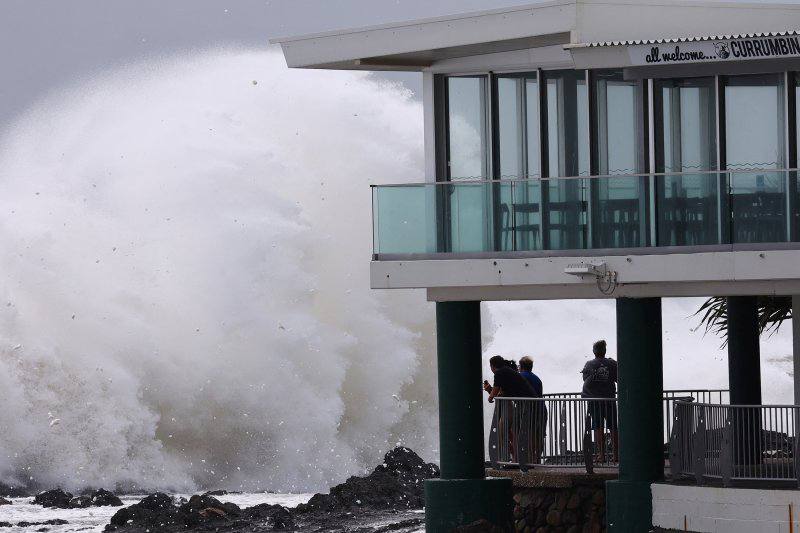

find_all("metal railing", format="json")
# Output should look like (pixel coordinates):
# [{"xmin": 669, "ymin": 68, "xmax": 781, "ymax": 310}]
[
  {"xmin": 490, "ymin": 397, "xmax": 617, "ymax": 470},
  {"xmin": 489, "ymin": 390, "xmax": 728, "ymax": 472},
  {"xmin": 670, "ymin": 401, "xmax": 800, "ymax": 486}
]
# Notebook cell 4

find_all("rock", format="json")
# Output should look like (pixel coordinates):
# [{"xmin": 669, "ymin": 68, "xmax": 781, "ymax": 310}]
[
  {"xmin": 33, "ymin": 489, "xmax": 73, "ymax": 509},
  {"xmin": 0, "ymin": 483, "xmax": 28, "ymax": 498},
  {"xmin": 297, "ymin": 446, "xmax": 438, "ymax": 514},
  {"xmin": 90, "ymin": 489, "xmax": 123, "ymax": 507},
  {"xmin": 16, "ymin": 520, "xmax": 69, "ymax": 527},
  {"xmin": 69, "ymin": 495, "xmax": 93, "ymax": 508},
  {"xmin": 243, "ymin": 503, "xmax": 295, "ymax": 529},
  {"xmin": 0, "ymin": 523, "xmax": 11, "ymax": 528},
  {"xmin": 203, "ymin": 489, "xmax": 228, "ymax": 496},
  {"xmin": 546, "ymin": 509, "xmax": 562, "ymax": 526},
  {"xmin": 179, "ymin": 494, "xmax": 241, "ymax": 527},
  {"xmin": 106, "ymin": 492, "xmax": 180, "ymax": 531},
  {"xmin": 0, "ymin": 497, "xmax": 10, "ymax": 506},
  {"xmin": 567, "ymin": 493, "xmax": 581, "ymax": 509}
]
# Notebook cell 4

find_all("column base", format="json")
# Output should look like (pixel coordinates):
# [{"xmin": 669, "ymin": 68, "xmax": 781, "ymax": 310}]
[
  {"xmin": 606, "ymin": 480, "xmax": 652, "ymax": 533},
  {"xmin": 424, "ymin": 477, "xmax": 513, "ymax": 532}
]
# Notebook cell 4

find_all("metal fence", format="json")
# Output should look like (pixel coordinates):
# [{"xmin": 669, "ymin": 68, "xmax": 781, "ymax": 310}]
[
  {"xmin": 490, "ymin": 397, "xmax": 617, "ymax": 470},
  {"xmin": 670, "ymin": 401, "xmax": 800, "ymax": 486},
  {"xmin": 490, "ymin": 390, "xmax": 728, "ymax": 471}
]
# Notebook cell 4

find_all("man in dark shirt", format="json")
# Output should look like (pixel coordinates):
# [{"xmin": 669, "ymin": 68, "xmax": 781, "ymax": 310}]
[
  {"xmin": 484, "ymin": 356, "xmax": 536, "ymax": 467},
  {"xmin": 581, "ymin": 340, "xmax": 619, "ymax": 463},
  {"xmin": 487, "ymin": 355, "xmax": 535, "ymax": 400}
]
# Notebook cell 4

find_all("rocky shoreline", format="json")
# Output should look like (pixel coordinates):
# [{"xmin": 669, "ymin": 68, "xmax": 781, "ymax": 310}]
[{"xmin": 2, "ymin": 447, "xmax": 439, "ymax": 533}]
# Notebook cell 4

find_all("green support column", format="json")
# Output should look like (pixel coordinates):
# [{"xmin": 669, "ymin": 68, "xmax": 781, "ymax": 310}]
[
  {"xmin": 607, "ymin": 297, "xmax": 664, "ymax": 533},
  {"xmin": 726, "ymin": 296, "xmax": 762, "ymax": 465},
  {"xmin": 425, "ymin": 301, "xmax": 513, "ymax": 532}
]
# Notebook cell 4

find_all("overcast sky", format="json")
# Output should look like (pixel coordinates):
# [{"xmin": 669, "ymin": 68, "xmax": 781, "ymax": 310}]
[
  {"xmin": 3, "ymin": 0, "xmax": 800, "ymax": 125},
  {"xmin": 0, "ymin": 0, "xmax": 543, "ymax": 125}
]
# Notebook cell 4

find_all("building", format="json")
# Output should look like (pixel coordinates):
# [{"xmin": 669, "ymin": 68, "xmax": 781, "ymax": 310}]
[{"xmin": 273, "ymin": 1, "xmax": 800, "ymax": 531}]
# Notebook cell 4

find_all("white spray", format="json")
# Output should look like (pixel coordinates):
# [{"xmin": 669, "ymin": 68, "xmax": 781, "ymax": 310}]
[{"xmin": 0, "ymin": 48, "xmax": 437, "ymax": 493}]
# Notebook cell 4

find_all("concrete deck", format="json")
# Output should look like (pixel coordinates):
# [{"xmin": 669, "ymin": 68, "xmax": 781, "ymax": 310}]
[{"xmin": 486, "ymin": 467, "xmax": 618, "ymax": 488}]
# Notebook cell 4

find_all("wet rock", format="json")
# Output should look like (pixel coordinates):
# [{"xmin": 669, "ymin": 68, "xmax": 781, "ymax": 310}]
[
  {"xmin": 0, "ymin": 483, "xmax": 28, "ymax": 498},
  {"xmin": 180, "ymin": 494, "xmax": 241, "ymax": 527},
  {"xmin": 16, "ymin": 520, "xmax": 69, "ymax": 527},
  {"xmin": 243, "ymin": 503, "xmax": 295, "ymax": 529},
  {"xmin": 0, "ymin": 497, "xmax": 10, "ymax": 506},
  {"xmin": 33, "ymin": 489, "xmax": 73, "ymax": 509},
  {"xmin": 0, "ymin": 522, "xmax": 10, "ymax": 528},
  {"xmin": 297, "ymin": 446, "xmax": 439, "ymax": 514},
  {"xmin": 106, "ymin": 492, "xmax": 180, "ymax": 531},
  {"xmin": 89, "ymin": 489, "xmax": 124, "ymax": 507}
]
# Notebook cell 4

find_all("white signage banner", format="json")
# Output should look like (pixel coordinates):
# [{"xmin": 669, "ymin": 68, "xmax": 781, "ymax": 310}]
[{"xmin": 628, "ymin": 35, "xmax": 800, "ymax": 66}]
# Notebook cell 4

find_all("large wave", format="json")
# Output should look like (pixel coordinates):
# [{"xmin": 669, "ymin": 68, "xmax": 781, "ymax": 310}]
[{"xmin": 0, "ymin": 48, "xmax": 437, "ymax": 493}]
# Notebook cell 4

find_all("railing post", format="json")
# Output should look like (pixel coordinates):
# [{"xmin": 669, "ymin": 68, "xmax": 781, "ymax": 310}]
[
  {"xmin": 693, "ymin": 406, "xmax": 707, "ymax": 485},
  {"xmin": 669, "ymin": 402, "xmax": 685, "ymax": 478},
  {"xmin": 721, "ymin": 408, "xmax": 733, "ymax": 487}
]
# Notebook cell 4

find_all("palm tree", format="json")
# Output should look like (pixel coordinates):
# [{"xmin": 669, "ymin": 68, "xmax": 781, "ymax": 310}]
[{"xmin": 695, "ymin": 296, "xmax": 793, "ymax": 344}]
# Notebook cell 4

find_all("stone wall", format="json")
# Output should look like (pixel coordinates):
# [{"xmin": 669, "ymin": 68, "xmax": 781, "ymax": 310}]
[{"xmin": 512, "ymin": 483, "xmax": 606, "ymax": 533}]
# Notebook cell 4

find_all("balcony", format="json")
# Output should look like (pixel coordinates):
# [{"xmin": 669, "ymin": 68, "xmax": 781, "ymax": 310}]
[{"xmin": 372, "ymin": 170, "xmax": 798, "ymax": 259}]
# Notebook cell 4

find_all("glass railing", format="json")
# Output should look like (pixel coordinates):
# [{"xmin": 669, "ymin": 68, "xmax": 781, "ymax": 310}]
[{"xmin": 371, "ymin": 170, "xmax": 795, "ymax": 256}]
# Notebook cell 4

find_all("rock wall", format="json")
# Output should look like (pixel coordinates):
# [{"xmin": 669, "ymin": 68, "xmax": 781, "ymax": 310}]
[{"xmin": 512, "ymin": 482, "xmax": 606, "ymax": 533}]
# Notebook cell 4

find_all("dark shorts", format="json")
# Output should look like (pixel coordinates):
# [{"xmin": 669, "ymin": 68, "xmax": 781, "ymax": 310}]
[{"xmin": 588, "ymin": 400, "xmax": 617, "ymax": 431}]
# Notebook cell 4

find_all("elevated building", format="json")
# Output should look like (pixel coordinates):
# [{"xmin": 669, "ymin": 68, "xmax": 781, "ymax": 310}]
[{"xmin": 274, "ymin": 2, "xmax": 800, "ymax": 531}]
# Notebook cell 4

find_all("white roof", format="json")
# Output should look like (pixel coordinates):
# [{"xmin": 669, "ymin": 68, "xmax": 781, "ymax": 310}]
[{"xmin": 270, "ymin": 0, "xmax": 800, "ymax": 71}]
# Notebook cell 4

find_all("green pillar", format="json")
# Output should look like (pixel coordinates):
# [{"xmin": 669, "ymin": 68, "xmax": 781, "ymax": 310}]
[
  {"xmin": 424, "ymin": 301, "xmax": 513, "ymax": 532},
  {"xmin": 607, "ymin": 297, "xmax": 663, "ymax": 533},
  {"xmin": 727, "ymin": 296, "xmax": 761, "ymax": 405},
  {"xmin": 726, "ymin": 296, "xmax": 762, "ymax": 465}
]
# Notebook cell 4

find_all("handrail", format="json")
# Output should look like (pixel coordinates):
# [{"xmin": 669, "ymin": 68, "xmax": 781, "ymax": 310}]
[{"xmin": 370, "ymin": 168, "xmax": 799, "ymax": 187}]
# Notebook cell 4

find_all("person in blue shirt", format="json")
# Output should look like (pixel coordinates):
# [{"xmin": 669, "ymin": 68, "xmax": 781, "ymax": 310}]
[
  {"xmin": 519, "ymin": 356, "xmax": 546, "ymax": 464},
  {"xmin": 519, "ymin": 356, "xmax": 543, "ymax": 397}
]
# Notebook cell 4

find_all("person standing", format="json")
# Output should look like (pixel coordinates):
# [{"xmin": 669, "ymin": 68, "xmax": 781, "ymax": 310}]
[
  {"xmin": 518, "ymin": 356, "xmax": 543, "ymax": 397},
  {"xmin": 485, "ymin": 356, "xmax": 536, "ymax": 467},
  {"xmin": 581, "ymin": 340, "xmax": 619, "ymax": 463},
  {"xmin": 519, "ymin": 356, "xmax": 546, "ymax": 464}
]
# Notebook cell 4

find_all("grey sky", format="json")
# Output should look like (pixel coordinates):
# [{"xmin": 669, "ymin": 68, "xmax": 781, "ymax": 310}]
[
  {"xmin": 2, "ymin": 0, "xmax": 798, "ymax": 126},
  {"xmin": 0, "ymin": 0, "xmax": 538, "ymax": 126}
]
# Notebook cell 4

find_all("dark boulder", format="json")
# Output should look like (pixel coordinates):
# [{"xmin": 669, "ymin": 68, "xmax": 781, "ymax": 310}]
[
  {"xmin": 0, "ymin": 497, "xmax": 10, "ymax": 506},
  {"xmin": 243, "ymin": 503, "xmax": 295, "ymax": 530},
  {"xmin": 89, "ymin": 489, "xmax": 123, "ymax": 507},
  {"xmin": 106, "ymin": 492, "xmax": 179, "ymax": 531},
  {"xmin": 33, "ymin": 489, "xmax": 73, "ymax": 509},
  {"xmin": 16, "ymin": 520, "xmax": 69, "ymax": 527},
  {"xmin": 179, "ymin": 494, "xmax": 241, "ymax": 527},
  {"xmin": 297, "ymin": 446, "xmax": 439, "ymax": 514}
]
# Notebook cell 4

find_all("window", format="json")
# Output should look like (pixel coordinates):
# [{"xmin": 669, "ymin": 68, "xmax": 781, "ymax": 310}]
[
  {"xmin": 592, "ymin": 71, "xmax": 645, "ymax": 248},
  {"xmin": 654, "ymin": 77, "xmax": 719, "ymax": 246},
  {"xmin": 724, "ymin": 74, "xmax": 786, "ymax": 243},
  {"xmin": 496, "ymin": 73, "xmax": 541, "ymax": 250},
  {"xmin": 543, "ymin": 70, "xmax": 589, "ymax": 250}
]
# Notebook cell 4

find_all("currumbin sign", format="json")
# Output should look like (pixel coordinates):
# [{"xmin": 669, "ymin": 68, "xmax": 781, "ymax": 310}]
[{"xmin": 628, "ymin": 35, "xmax": 800, "ymax": 66}]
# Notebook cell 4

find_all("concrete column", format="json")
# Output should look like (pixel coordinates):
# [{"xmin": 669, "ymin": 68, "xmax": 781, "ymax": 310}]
[
  {"xmin": 424, "ymin": 301, "xmax": 512, "ymax": 532},
  {"xmin": 726, "ymin": 296, "xmax": 762, "ymax": 466},
  {"xmin": 727, "ymin": 296, "xmax": 761, "ymax": 405},
  {"xmin": 607, "ymin": 297, "xmax": 664, "ymax": 533}
]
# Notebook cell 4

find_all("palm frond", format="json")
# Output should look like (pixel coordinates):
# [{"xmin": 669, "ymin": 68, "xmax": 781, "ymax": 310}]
[{"xmin": 693, "ymin": 296, "xmax": 792, "ymax": 347}]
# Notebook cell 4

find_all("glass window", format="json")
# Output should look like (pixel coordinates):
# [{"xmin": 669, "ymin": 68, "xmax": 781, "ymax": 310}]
[
  {"xmin": 655, "ymin": 77, "xmax": 719, "ymax": 246},
  {"xmin": 496, "ymin": 74, "xmax": 542, "ymax": 251},
  {"xmin": 593, "ymin": 71, "xmax": 645, "ymax": 248},
  {"xmin": 543, "ymin": 70, "xmax": 589, "ymax": 250},
  {"xmin": 725, "ymin": 74, "xmax": 786, "ymax": 243},
  {"xmin": 446, "ymin": 77, "xmax": 489, "ymax": 180}
]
